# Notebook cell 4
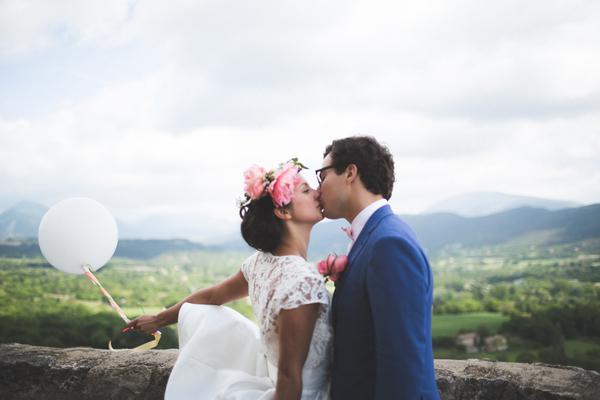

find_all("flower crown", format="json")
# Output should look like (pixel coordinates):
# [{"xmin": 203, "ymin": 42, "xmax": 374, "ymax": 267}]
[{"xmin": 243, "ymin": 158, "xmax": 308, "ymax": 207}]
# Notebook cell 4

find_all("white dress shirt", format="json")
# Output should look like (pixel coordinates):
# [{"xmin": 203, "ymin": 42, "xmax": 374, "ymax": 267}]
[{"xmin": 347, "ymin": 198, "xmax": 388, "ymax": 253}]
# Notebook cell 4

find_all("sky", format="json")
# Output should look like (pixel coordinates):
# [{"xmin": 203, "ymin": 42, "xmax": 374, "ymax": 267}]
[{"xmin": 1, "ymin": 0, "xmax": 599, "ymax": 241}]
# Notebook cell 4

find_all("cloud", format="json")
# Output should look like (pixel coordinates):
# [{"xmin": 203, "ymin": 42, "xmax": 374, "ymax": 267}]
[
  {"xmin": 0, "ymin": 0, "xmax": 599, "ymax": 240},
  {"xmin": 109, "ymin": 0, "xmax": 600, "ymax": 123},
  {"xmin": 0, "ymin": 0, "xmax": 132, "ymax": 57}
]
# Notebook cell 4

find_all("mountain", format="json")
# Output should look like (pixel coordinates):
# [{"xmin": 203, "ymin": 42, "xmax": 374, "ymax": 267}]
[
  {"xmin": 118, "ymin": 214, "xmax": 239, "ymax": 244},
  {"xmin": 0, "ymin": 201, "xmax": 238, "ymax": 244},
  {"xmin": 0, "ymin": 238, "xmax": 213, "ymax": 260},
  {"xmin": 0, "ymin": 200, "xmax": 238, "ymax": 260},
  {"xmin": 114, "ymin": 239, "xmax": 210, "ymax": 259},
  {"xmin": 3, "ymin": 199, "xmax": 598, "ymax": 261},
  {"xmin": 424, "ymin": 192, "xmax": 579, "ymax": 217},
  {"xmin": 305, "ymin": 204, "xmax": 600, "ymax": 258},
  {"xmin": 0, "ymin": 201, "xmax": 48, "ymax": 239}
]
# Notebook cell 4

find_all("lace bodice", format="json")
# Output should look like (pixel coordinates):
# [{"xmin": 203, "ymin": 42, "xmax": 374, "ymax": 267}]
[{"xmin": 241, "ymin": 251, "xmax": 333, "ymax": 369}]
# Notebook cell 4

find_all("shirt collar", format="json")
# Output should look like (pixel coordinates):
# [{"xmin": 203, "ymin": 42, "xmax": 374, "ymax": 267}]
[{"xmin": 350, "ymin": 198, "xmax": 388, "ymax": 241}]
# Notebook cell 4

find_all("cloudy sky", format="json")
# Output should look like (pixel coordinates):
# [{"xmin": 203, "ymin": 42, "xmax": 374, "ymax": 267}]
[{"xmin": 1, "ymin": 0, "xmax": 599, "ymax": 240}]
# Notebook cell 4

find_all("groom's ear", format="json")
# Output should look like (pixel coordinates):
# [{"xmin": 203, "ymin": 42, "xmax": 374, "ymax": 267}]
[{"xmin": 345, "ymin": 164, "xmax": 359, "ymax": 184}]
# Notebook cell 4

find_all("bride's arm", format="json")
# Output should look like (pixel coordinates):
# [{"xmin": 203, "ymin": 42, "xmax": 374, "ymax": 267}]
[
  {"xmin": 126, "ymin": 270, "xmax": 248, "ymax": 334},
  {"xmin": 274, "ymin": 303, "xmax": 320, "ymax": 400}
]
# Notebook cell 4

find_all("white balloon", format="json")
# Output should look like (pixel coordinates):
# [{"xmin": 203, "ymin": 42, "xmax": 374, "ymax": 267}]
[{"xmin": 38, "ymin": 198, "xmax": 118, "ymax": 274}]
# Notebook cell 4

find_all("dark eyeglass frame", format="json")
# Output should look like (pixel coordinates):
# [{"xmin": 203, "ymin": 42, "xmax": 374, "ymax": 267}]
[{"xmin": 315, "ymin": 165, "xmax": 338, "ymax": 185}]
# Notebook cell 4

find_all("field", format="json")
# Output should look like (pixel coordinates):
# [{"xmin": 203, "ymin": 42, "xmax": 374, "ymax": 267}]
[
  {"xmin": 432, "ymin": 312, "xmax": 508, "ymax": 338},
  {"xmin": 1, "ymin": 239, "xmax": 600, "ymax": 372}
]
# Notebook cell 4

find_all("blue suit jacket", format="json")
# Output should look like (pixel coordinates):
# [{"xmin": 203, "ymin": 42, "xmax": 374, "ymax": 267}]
[{"xmin": 330, "ymin": 205, "xmax": 440, "ymax": 399}]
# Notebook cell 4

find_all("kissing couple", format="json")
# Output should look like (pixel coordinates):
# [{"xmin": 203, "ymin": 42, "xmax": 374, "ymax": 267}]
[{"xmin": 128, "ymin": 136, "xmax": 440, "ymax": 399}]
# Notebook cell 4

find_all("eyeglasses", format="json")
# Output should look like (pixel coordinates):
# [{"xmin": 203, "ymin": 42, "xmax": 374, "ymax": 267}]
[{"xmin": 315, "ymin": 165, "xmax": 337, "ymax": 185}]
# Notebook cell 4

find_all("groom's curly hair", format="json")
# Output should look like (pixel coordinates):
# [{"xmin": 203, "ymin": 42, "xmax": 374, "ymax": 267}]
[
  {"xmin": 324, "ymin": 136, "xmax": 395, "ymax": 200},
  {"xmin": 239, "ymin": 196, "xmax": 288, "ymax": 253}
]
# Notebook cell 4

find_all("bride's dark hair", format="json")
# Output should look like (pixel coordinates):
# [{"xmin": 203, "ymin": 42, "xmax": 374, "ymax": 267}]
[{"xmin": 239, "ymin": 196, "xmax": 288, "ymax": 253}]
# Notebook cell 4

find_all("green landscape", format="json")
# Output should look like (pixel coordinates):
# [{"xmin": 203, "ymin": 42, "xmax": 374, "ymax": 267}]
[{"xmin": 1, "ymin": 236, "xmax": 599, "ymax": 372}]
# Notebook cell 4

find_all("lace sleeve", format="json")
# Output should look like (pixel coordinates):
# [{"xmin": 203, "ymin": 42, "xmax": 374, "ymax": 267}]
[
  {"xmin": 240, "ymin": 252, "xmax": 260, "ymax": 282},
  {"xmin": 277, "ymin": 264, "xmax": 329, "ymax": 312}
]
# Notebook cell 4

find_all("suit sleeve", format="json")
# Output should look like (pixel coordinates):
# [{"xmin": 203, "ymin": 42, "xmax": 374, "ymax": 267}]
[{"xmin": 366, "ymin": 236, "xmax": 430, "ymax": 399}]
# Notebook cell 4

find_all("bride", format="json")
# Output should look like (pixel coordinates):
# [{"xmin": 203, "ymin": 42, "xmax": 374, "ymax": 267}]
[{"xmin": 126, "ymin": 159, "xmax": 332, "ymax": 399}]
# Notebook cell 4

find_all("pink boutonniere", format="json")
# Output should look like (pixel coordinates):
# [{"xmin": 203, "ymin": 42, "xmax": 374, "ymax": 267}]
[{"xmin": 317, "ymin": 253, "xmax": 348, "ymax": 282}]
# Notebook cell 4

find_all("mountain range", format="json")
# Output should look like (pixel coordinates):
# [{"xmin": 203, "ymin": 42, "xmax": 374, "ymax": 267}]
[
  {"xmin": 424, "ymin": 192, "xmax": 579, "ymax": 217},
  {"xmin": 0, "ymin": 196, "xmax": 598, "ymax": 260},
  {"xmin": 0, "ymin": 200, "xmax": 238, "ymax": 244},
  {"xmin": 305, "ymin": 204, "xmax": 600, "ymax": 258},
  {"xmin": 0, "ymin": 201, "xmax": 46, "ymax": 239},
  {"xmin": 0, "ymin": 192, "xmax": 580, "ymax": 242}
]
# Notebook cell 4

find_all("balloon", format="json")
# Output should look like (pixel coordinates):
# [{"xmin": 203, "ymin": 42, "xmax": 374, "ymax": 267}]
[{"xmin": 38, "ymin": 197, "xmax": 118, "ymax": 274}]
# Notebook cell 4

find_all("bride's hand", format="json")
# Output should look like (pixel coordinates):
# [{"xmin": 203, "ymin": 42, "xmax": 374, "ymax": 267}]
[{"xmin": 125, "ymin": 314, "xmax": 160, "ymax": 335}]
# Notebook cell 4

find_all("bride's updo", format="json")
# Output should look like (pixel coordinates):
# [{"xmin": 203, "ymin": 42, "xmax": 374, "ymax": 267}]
[
  {"xmin": 239, "ymin": 196, "xmax": 286, "ymax": 253},
  {"xmin": 238, "ymin": 159, "xmax": 307, "ymax": 253}
]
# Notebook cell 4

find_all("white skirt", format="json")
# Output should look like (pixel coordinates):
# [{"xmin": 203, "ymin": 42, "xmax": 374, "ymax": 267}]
[{"xmin": 165, "ymin": 303, "xmax": 330, "ymax": 400}]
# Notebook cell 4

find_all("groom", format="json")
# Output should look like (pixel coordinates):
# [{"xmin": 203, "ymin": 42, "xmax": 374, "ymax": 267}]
[{"xmin": 317, "ymin": 136, "xmax": 439, "ymax": 399}]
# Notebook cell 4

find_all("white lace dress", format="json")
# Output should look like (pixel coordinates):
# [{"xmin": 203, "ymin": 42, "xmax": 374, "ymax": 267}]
[{"xmin": 165, "ymin": 252, "xmax": 333, "ymax": 400}]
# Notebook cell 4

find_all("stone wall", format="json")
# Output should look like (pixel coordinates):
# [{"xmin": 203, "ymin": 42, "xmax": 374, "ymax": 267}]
[{"xmin": 1, "ymin": 343, "xmax": 599, "ymax": 399}]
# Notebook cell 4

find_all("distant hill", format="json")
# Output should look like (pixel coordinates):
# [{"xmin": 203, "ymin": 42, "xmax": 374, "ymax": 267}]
[
  {"xmin": 0, "ymin": 238, "xmax": 212, "ymax": 260},
  {"xmin": 3, "ymin": 200, "xmax": 598, "ymax": 261},
  {"xmin": 0, "ymin": 201, "xmax": 237, "ymax": 244},
  {"xmin": 0, "ymin": 201, "xmax": 48, "ymax": 239},
  {"xmin": 114, "ymin": 239, "xmax": 209, "ymax": 259},
  {"xmin": 424, "ymin": 192, "xmax": 579, "ymax": 217},
  {"xmin": 403, "ymin": 204, "xmax": 600, "ymax": 253},
  {"xmin": 306, "ymin": 204, "xmax": 600, "ymax": 258},
  {"xmin": 118, "ymin": 214, "xmax": 238, "ymax": 244}
]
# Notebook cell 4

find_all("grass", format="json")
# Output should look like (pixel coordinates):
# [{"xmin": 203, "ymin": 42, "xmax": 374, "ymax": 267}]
[
  {"xmin": 565, "ymin": 339, "xmax": 600, "ymax": 357},
  {"xmin": 432, "ymin": 312, "xmax": 509, "ymax": 338}
]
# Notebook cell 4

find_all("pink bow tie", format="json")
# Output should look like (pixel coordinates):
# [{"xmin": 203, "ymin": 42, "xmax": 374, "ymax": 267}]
[{"xmin": 341, "ymin": 226, "xmax": 354, "ymax": 241}]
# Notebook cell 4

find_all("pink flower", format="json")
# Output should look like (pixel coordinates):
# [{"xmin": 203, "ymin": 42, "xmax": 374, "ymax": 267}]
[
  {"xmin": 317, "ymin": 253, "xmax": 348, "ymax": 282},
  {"xmin": 268, "ymin": 162, "xmax": 301, "ymax": 207},
  {"xmin": 317, "ymin": 254, "xmax": 335, "ymax": 275},
  {"xmin": 243, "ymin": 165, "xmax": 267, "ymax": 199}
]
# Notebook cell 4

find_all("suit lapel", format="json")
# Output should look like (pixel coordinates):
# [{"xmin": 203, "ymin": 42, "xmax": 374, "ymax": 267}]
[
  {"xmin": 339, "ymin": 205, "xmax": 394, "ymax": 283},
  {"xmin": 332, "ymin": 205, "xmax": 393, "ymax": 325}
]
